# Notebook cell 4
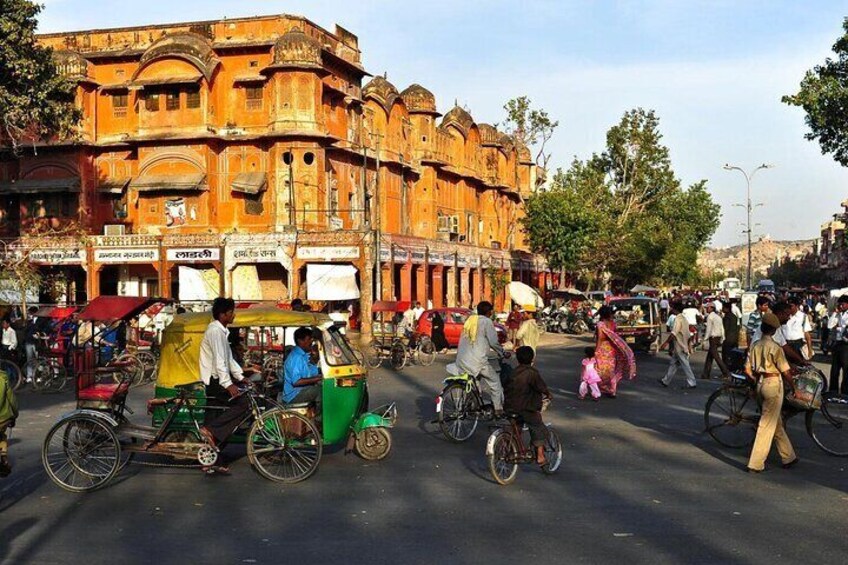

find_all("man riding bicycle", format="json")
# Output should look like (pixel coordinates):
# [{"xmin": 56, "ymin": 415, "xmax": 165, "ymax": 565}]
[{"xmin": 452, "ymin": 301, "xmax": 507, "ymax": 417}]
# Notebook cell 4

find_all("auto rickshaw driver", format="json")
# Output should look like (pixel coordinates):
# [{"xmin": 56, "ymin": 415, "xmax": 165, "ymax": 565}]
[{"xmin": 280, "ymin": 326, "xmax": 323, "ymax": 419}]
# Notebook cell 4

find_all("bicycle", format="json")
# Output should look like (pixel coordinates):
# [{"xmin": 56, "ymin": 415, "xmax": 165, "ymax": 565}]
[
  {"xmin": 704, "ymin": 369, "xmax": 848, "ymax": 456},
  {"xmin": 486, "ymin": 414, "xmax": 562, "ymax": 485},
  {"xmin": 364, "ymin": 332, "xmax": 436, "ymax": 370},
  {"xmin": 0, "ymin": 357, "xmax": 23, "ymax": 391},
  {"xmin": 436, "ymin": 358, "xmax": 509, "ymax": 442}
]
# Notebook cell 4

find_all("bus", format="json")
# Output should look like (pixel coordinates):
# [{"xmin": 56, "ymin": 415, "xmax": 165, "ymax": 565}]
[{"xmin": 718, "ymin": 277, "xmax": 743, "ymax": 298}]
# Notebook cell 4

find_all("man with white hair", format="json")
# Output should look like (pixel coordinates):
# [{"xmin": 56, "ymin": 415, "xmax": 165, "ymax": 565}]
[{"xmin": 701, "ymin": 300, "xmax": 729, "ymax": 380}]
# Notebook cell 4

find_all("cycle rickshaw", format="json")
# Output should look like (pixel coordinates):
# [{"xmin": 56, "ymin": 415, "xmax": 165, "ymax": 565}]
[
  {"xmin": 363, "ymin": 301, "xmax": 436, "ymax": 370},
  {"xmin": 42, "ymin": 306, "xmax": 395, "ymax": 492}
]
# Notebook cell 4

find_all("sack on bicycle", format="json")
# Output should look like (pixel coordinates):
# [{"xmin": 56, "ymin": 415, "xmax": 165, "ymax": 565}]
[{"xmin": 785, "ymin": 367, "xmax": 825, "ymax": 410}]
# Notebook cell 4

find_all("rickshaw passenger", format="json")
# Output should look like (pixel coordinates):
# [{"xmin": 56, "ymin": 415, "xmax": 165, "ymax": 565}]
[
  {"xmin": 280, "ymin": 327, "xmax": 322, "ymax": 416},
  {"xmin": 198, "ymin": 298, "xmax": 251, "ymax": 449}
]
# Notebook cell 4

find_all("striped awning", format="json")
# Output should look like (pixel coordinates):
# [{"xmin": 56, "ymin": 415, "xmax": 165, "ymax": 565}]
[
  {"xmin": 231, "ymin": 172, "xmax": 267, "ymax": 194},
  {"xmin": 130, "ymin": 173, "xmax": 207, "ymax": 192},
  {"xmin": 0, "ymin": 178, "xmax": 81, "ymax": 194}
]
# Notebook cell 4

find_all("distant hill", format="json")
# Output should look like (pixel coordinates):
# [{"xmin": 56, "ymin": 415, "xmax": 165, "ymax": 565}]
[{"xmin": 698, "ymin": 237, "xmax": 816, "ymax": 277}]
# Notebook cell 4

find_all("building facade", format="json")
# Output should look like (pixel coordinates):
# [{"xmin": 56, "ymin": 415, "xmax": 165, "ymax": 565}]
[
  {"xmin": 819, "ymin": 199, "xmax": 847, "ymax": 285},
  {"xmin": 0, "ymin": 15, "xmax": 549, "ymax": 329}
]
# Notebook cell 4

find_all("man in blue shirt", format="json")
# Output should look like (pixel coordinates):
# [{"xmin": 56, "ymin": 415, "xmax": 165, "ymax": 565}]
[{"xmin": 280, "ymin": 327, "xmax": 322, "ymax": 414}]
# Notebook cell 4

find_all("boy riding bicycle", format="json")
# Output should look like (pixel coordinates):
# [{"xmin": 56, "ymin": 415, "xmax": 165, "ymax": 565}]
[{"xmin": 503, "ymin": 346, "xmax": 552, "ymax": 466}]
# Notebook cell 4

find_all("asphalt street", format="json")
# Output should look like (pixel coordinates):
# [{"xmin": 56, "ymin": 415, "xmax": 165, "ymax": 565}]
[{"xmin": 1, "ymin": 334, "xmax": 846, "ymax": 565}]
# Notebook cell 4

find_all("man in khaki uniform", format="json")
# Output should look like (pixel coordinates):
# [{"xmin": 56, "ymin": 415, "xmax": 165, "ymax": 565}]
[{"xmin": 745, "ymin": 312, "xmax": 798, "ymax": 473}]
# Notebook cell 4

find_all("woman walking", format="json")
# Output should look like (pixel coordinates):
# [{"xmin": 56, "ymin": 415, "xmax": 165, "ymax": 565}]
[{"xmin": 594, "ymin": 306, "xmax": 637, "ymax": 397}]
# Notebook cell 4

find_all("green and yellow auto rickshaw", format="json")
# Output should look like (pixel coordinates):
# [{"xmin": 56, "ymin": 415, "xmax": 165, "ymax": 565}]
[{"xmin": 152, "ymin": 307, "xmax": 396, "ymax": 461}]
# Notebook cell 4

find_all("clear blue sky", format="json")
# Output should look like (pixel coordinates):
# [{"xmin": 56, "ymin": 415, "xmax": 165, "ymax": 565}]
[{"xmin": 38, "ymin": 0, "xmax": 848, "ymax": 247}]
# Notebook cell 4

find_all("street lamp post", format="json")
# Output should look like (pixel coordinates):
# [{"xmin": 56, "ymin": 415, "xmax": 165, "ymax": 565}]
[{"xmin": 723, "ymin": 163, "xmax": 773, "ymax": 290}]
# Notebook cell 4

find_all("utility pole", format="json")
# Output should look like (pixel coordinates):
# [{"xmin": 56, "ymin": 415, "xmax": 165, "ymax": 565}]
[
  {"xmin": 724, "ymin": 163, "xmax": 773, "ymax": 290},
  {"xmin": 374, "ymin": 135, "xmax": 382, "ymax": 301}
]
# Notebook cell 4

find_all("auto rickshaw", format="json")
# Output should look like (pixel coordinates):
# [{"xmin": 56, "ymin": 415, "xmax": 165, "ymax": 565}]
[
  {"xmin": 609, "ymin": 296, "xmax": 661, "ymax": 353},
  {"xmin": 153, "ymin": 308, "xmax": 396, "ymax": 461}
]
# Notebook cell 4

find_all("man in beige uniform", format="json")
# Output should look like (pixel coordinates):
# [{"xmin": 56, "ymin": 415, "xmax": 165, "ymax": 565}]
[{"xmin": 745, "ymin": 312, "xmax": 798, "ymax": 473}]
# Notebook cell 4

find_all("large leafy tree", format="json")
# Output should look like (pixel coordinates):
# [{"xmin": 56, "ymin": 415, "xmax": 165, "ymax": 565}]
[
  {"xmin": 783, "ymin": 17, "xmax": 848, "ymax": 166},
  {"xmin": 522, "ymin": 108, "xmax": 720, "ymax": 288},
  {"xmin": 0, "ymin": 0, "xmax": 80, "ymax": 150}
]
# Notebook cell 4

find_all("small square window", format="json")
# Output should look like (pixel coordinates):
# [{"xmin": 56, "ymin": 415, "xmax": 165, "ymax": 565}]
[
  {"xmin": 186, "ymin": 87, "xmax": 200, "ymax": 109},
  {"xmin": 245, "ymin": 86, "xmax": 263, "ymax": 110},
  {"xmin": 165, "ymin": 90, "xmax": 180, "ymax": 111},
  {"xmin": 112, "ymin": 93, "xmax": 128, "ymax": 109}
]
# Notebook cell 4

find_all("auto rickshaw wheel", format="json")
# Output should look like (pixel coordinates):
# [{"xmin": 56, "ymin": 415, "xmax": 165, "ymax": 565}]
[
  {"xmin": 354, "ymin": 427, "xmax": 392, "ymax": 461},
  {"xmin": 43, "ymin": 415, "xmax": 121, "ymax": 492},
  {"xmin": 247, "ymin": 408, "xmax": 322, "ymax": 483}
]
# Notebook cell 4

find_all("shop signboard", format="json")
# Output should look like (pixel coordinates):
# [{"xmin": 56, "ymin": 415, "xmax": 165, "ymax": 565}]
[
  {"xmin": 296, "ymin": 246, "xmax": 360, "ymax": 261},
  {"xmin": 29, "ymin": 248, "xmax": 86, "ymax": 265},
  {"xmin": 166, "ymin": 248, "xmax": 221, "ymax": 263},
  {"xmin": 94, "ymin": 248, "xmax": 160, "ymax": 263}
]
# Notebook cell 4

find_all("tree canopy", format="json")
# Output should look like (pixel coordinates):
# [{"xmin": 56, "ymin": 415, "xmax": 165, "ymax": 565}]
[
  {"xmin": 522, "ymin": 108, "xmax": 720, "ymax": 288},
  {"xmin": 0, "ymin": 0, "xmax": 80, "ymax": 150},
  {"xmin": 783, "ymin": 17, "xmax": 848, "ymax": 166}
]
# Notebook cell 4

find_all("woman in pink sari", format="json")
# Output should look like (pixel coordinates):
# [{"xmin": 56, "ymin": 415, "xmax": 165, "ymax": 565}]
[{"xmin": 594, "ymin": 306, "xmax": 637, "ymax": 397}]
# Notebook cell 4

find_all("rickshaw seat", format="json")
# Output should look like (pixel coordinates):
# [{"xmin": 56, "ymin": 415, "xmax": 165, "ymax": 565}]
[{"xmin": 78, "ymin": 381, "xmax": 129, "ymax": 402}]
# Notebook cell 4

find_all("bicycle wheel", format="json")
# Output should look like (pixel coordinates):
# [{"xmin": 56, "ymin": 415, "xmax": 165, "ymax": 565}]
[
  {"xmin": 416, "ymin": 337, "xmax": 437, "ymax": 367},
  {"xmin": 44, "ymin": 361, "xmax": 69, "ymax": 393},
  {"xmin": 364, "ymin": 344, "xmax": 383, "ymax": 370},
  {"xmin": 113, "ymin": 353, "xmax": 144, "ymax": 386},
  {"xmin": 487, "ymin": 431, "xmax": 519, "ymax": 485},
  {"xmin": 29, "ymin": 360, "xmax": 48, "ymax": 392},
  {"xmin": 42, "ymin": 416, "xmax": 121, "ymax": 492},
  {"xmin": 389, "ymin": 341, "xmax": 407, "ymax": 370},
  {"xmin": 247, "ymin": 408, "xmax": 322, "ymax": 483},
  {"xmin": 351, "ymin": 347, "xmax": 366, "ymax": 367},
  {"xmin": 704, "ymin": 386, "xmax": 759, "ymax": 448},
  {"xmin": 437, "ymin": 383, "xmax": 480, "ymax": 442},
  {"xmin": 807, "ymin": 393, "xmax": 848, "ymax": 457},
  {"xmin": 542, "ymin": 426, "xmax": 563, "ymax": 474},
  {"xmin": 0, "ymin": 359, "xmax": 23, "ymax": 391},
  {"xmin": 134, "ymin": 350, "xmax": 158, "ymax": 383}
]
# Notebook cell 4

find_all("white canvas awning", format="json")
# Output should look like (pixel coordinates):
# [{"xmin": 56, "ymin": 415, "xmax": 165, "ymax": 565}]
[
  {"xmin": 178, "ymin": 266, "xmax": 219, "ymax": 302},
  {"xmin": 306, "ymin": 264, "xmax": 359, "ymax": 301}
]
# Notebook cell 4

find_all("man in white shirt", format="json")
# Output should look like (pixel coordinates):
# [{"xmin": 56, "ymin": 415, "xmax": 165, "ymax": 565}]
[
  {"xmin": 1, "ymin": 319, "xmax": 17, "ymax": 359},
  {"xmin": 659, "ymin": 301, "xmax": 697, "ymax": 389},
  {"xmin": 701, "ymin": 301, "xmax": 729, "ymax": 380},
  {"xmin": 412, "ymin": 301, "xmax": 425, "ymax": 321},
  {"xmin": 784, "ymin": 297, "xmax": 813, "ymax": 359},
  {"xmin": 828, "ymin": 295, "xmax": 848, "ymax": 394},
  {"xmin": 198, "ymin": 298, "xmax": 251, "ymax": 455},
  {"xmin": 771, "ymin": 301, "xmax": 806, "ymax": 367},
  {"xmin": 681, "ymin": 303, "xmax": 702, "ymax": 346},
  {"xmin": 659, "ymin": 297, "xmax": 670, "ymax": 323}
]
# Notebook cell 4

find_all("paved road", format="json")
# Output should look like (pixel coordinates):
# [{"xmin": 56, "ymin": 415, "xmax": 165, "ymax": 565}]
[{"xmin": 1, "ymin": 335, "xmax": 846, "ymax": 564}]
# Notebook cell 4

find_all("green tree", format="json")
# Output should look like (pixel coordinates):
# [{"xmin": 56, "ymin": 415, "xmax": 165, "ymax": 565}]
[
  {"xmin": 522, "ymin": 108, "xmax": 720, "ymax": 288},
  {"xmin": 501, "ymin": 96, "xmax": 559, "ymax": 184},
  {"xmin": 783, "ymin": 17, "xmax": 848, "ymax": 166},
  {"xmin": 0, "ymin": 0, "xmax": 80, "ymax": 150}
]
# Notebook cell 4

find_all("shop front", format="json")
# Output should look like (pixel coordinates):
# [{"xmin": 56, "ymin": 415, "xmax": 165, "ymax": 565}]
[
  {"xmin": 29, "ymin": 247, "xmax": 88, "ymax": 304},
  {"xmin": 224, "ymin": 235, "xmax": 294, "ymax": 302},
  {"xmin": 93, "ymin": 247, "xmax": 160, "ymax": 297},
  {"xmin": 164, "ymin": 246, "xmax": 222, "ymax": 302}
]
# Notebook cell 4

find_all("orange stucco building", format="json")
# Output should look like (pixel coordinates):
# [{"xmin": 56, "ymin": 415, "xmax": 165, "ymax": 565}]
[{"xmin": 0, "ymin": 14, "xmax": 550, "ymax": 328}]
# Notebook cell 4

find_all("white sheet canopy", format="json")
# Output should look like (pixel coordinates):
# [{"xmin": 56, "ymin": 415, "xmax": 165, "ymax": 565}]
[{"xmin": 306, "ymin": 264, "xmax": 360, "ymax": 301}]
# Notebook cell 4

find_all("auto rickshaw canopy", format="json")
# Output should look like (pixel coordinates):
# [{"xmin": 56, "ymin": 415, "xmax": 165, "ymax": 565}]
[{"xmin": 157, "ymin": 308, "xmax": 333, "ymax": 388}]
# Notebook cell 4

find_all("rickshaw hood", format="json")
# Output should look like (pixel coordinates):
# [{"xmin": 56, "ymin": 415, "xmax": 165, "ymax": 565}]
[{"xmin": 157, "ymin": 308, "xmax": 333, "ymax": 388}]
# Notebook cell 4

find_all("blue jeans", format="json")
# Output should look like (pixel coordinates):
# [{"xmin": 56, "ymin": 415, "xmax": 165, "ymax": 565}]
[{"xmin": 25, "ymin": 343, "xmax": 37, "ymax": 380}]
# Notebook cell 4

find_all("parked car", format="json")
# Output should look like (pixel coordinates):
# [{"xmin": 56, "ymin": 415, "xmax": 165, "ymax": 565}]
[{"xmin": 416, "ymin": 308, "xmax": 507, "ymax": 347}]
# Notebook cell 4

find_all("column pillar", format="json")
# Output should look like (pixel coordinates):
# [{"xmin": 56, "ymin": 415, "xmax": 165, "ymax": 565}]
[
  {"xmin": 460, "ymin": 267, "xmax": 470, "ymax": 309},
  {"xmin": 360, "ymin": 251, "xmax": 373, "ymax": 335},
  {"xmin": 380, "ymin": 263, "xmax": 393, "ymax": 301},
  {"xmin": 415, "ymin": 264, "xmax": 427, "ymax": 305},
  {"xmin": 446, "ymin": 267, "xmax": 457, "ymax": 308},
  {"xmin": 432, "ymin": 266, "xmax": 444, "ymax": 308},
  {"xmin": 400, "ymin": 264, "xmax": 412, "ymax": 302}
]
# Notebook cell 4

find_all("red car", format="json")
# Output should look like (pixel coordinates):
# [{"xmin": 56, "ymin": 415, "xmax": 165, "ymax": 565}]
[{"xmin": 416, "ymin": 308, "xmax": 507, "ymax": 347}]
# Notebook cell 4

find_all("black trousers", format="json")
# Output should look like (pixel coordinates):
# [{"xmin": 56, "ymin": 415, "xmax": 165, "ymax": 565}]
[
  {"xmin": 204, "ymin": 377, "xmax": 251, "ymax": 444},
  {"xmin": 702, "ymin": 337, "xmax": 729, "ymax": 379},
  {"xmin": 830, "ymin": 343, "xmax": 848, "ymax": 394},
  {"xmin": 518, "ymin": 410, "xmax": 546, "ymax": 447}
]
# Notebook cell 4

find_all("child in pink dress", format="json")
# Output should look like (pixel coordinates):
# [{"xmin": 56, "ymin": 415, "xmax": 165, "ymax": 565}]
[{"xmin": 579, "ymin": 347, "xmax": 602, "ymax": 401}]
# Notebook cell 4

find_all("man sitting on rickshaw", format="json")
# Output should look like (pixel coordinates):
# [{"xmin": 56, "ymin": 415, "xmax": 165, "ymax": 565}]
[{"xmin": 279, "ymin": 327, "xmax": 323, "ymax": 419}]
